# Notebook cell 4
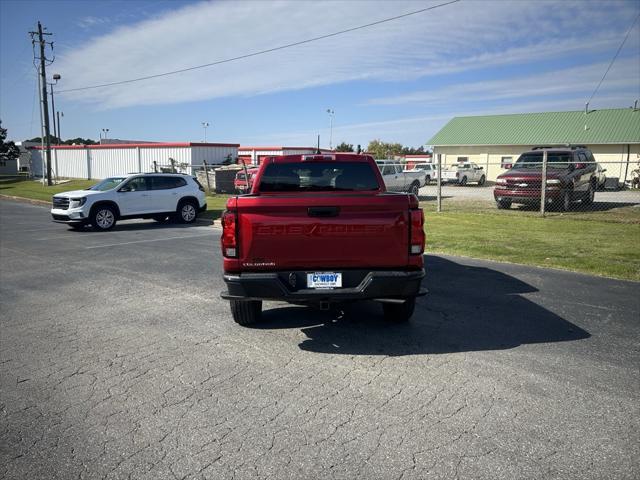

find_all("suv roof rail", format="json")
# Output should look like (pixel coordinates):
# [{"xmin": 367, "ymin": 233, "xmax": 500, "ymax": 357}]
[{"xmin": 531, "ymin": 144, "xmax": 588, "ymax": 150}]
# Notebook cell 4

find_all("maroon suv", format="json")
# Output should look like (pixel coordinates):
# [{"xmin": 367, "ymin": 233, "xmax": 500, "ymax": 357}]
[{"xmin": 494, "ymin": 146, "xmax": 597, "ymax": 211}]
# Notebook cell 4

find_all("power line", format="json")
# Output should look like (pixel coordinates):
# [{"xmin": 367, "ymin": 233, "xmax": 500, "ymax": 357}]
[
  {"xmin": 58, "ymin": 0, "xmax": 461, "ymax": 94},
  {"xmin": 586, "ymin": 12, "xmax": 640, "ymax": 106}
]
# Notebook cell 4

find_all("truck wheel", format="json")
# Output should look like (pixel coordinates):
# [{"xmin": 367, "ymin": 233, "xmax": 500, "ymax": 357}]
[
  {"xmin": 478, "ymin": 175, "xmax": 486, "ymax": 186},
  {"xmin": 91, "ymin": 205, "xmax": 117, "ymax": 231},
  {"xmin": 460, "ymin": 176, "xmax": 467, "ymax": 186},
  {"xmin": 382, "ymin": 298, "xmax": 415, "ymax": 323},
  {"xmin": 425, "ymin": 175, "xmax": 431, "ymax": 185},
  {"xmin": 409, "ymin": 182, "xmax": 420, "ymax": 196},
  {"xmin": 230, "ymin": 300, "xmax": 262, "ymax": 326},
  {"xmin": 496, "ymin": 200, "xmax": 511, "ymax": 209},
  {"xmin": 178, "ymin": 200, "xmax": 198, "ymax": 223}
]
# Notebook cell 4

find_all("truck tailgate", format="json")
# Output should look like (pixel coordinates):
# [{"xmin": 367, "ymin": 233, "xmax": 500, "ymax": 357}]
[{"xmin": 236, "ymin": 194, "xmax": 410, "ymax": 270}]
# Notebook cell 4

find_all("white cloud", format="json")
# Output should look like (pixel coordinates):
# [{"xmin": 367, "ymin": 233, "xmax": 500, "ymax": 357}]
[
  {"xmin": 56, "ymin": 0, "xmax": 639, "ymax": 109},
  {"xmin": 365, "ymin": 58, "xmax": 640, "ymax": 106},
  {"xmin": 76, "ymin": 15, "xmax": 111, "ymax": 30}
]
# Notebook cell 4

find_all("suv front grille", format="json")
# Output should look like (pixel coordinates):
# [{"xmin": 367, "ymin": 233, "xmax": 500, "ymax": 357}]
[
  {"xmin": 505, "ymin": 179, "xmax": 542, "ymax": 190},
  {"xmin": 52, "ymin": 197, "xmax": 70, "ymax": 210}
]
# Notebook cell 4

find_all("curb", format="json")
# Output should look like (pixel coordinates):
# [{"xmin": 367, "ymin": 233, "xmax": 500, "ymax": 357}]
[{"xmin": 0, "ymin": 194, "xmax": 50, "ymax": 207}]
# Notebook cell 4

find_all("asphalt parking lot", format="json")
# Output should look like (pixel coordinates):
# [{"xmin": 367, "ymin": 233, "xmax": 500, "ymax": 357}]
[{"xmin": 1, "ymin": 199, "xmax": 639, "ymax": 480}]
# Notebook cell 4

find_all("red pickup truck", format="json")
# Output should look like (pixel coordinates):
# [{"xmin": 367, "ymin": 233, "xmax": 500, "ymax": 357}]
[
  {"xmin": 233, "ymin": 167, "xmax": 259, "ymax": 193},
  {"xmin": 220, "ymin": 153, "xmax": 426, "ymax": 325}
]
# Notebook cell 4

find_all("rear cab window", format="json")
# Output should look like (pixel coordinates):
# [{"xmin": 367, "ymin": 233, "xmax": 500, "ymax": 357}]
[{"xmin": 258, "ymin": 161, "xmax": 380, "ymax": 192}]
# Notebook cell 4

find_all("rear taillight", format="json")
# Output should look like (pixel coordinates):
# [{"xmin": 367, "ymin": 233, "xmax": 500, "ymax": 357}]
[
  {"xmin": 221, "ymin": 210, "xmax": 238, "ymax": 257},
  {"xmin": 410, "ymin": 209, "xmax": 425, "ymax": 255}
]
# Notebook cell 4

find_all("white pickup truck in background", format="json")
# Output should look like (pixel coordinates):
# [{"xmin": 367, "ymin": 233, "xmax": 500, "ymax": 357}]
[
  {"xmin": 376, "ymin": 160, "xmax": 426, "ymax": 195},
  {"xmin": 441, "ymin": 162, "xmax": 486, "ymax": 185},
  {"xmin": 408, "ymin": 163, "xmax": 439, "ymax": 185}
]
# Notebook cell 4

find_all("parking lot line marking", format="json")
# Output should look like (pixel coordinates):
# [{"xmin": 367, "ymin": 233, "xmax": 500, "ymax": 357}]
[{"xmin": 85, "ymin": 233, "xmax": 213, "ymax": 249}]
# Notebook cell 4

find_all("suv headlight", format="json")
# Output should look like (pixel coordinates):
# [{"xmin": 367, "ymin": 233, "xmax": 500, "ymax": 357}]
[
  {"xmin": 69, "ymin": 197, "xmax": 87, "ymax": 208},
  {"xmin": 546, "ymin": 179, "xmax": 561, "ymax": 185},
  {"xmin": 496, "ymin": 178, "xmax": 507, "ymax": 185}
]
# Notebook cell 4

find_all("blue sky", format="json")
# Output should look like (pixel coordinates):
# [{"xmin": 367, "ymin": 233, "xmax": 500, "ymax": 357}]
[{"xmin": 1, "ymin": 0, "xmax": 639, "ymax": 148}]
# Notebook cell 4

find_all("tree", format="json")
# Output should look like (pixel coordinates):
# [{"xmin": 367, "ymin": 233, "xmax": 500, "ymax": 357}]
[
  {"xmin": 64, "ymin": 137, "xmax": 97, "ymax": 145},
  {"xmin": 366, "ymin": 139, "xmax": 404, "ymax": 159},
  {"xmin": 335, "ymin": 142, "xmax": 354, "ymax": 152},
  {"xmin": 401, "ymin": 145, "xmax": 426, "ymax": 155},
  {"xmin": 0, "ymin": 120, "xmax": 20, "ymax": 163},
  {"xmin": 26, "ymin": 134, "xmax": 61, "ymax": 144},
  {"xmin": 25, "ymin": 136, "xmax": 97, "ymax": 145}
]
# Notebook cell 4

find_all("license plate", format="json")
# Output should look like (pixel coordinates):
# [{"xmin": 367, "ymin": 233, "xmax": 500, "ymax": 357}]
[{"xmin": 307, "ymin": 272, "xmax": 342, "ymax": 289}]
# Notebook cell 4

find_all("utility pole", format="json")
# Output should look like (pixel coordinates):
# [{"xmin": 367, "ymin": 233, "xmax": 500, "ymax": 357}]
[{"xmin": 30, "ymin": 22, "xmax": 54, "ymax": 185}]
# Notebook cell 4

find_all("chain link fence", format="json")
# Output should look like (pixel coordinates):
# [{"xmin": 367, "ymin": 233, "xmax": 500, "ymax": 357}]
[{"xmin": 399, "ymin": 157, "xmax": 640, "ymax": 218}]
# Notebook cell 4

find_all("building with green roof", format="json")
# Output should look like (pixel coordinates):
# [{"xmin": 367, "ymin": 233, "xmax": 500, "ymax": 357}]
[{"xmin": 427, "ymin": 108, "xmax": 640, "ymax": 182}]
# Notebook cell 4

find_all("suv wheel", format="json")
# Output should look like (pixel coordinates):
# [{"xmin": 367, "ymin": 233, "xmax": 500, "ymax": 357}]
[
  {"xmin": 478, "ymin": 175, "xmax": 486, "ymax": 186},
  {"xmin": 582, "ymin": 183, "xmax": 595, "ymax": 205},
  {"xmin": 178, "ymin": 200, "xmax": 198, "ymax": 223},
  {"xmin": 496, "ymin": 200, "xmax": 511, "ymax": 209},
  {"xmin": 558, "ymin": 190, "xmax": 571, "ymax": 212},
  {"xmin": 425, "ymin": 175, "xmax": 431, "ymax": 185},
  {"xmin": 91, "ymin": 205, "xmax": 117, "ymax": 231},
  {"xmin": 230, "ymin": 300, "xmax": 262, "ymax": 325}
]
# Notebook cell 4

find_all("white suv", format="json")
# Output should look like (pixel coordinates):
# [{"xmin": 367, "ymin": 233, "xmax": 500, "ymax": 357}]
[{"xmin": 51, "ymin": 174, "xmax": 207, "ymax": 231}]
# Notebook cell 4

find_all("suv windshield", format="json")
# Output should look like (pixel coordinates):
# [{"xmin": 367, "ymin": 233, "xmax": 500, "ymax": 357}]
[
  {"xmin": 259, "ymin": 162, "xmax": 379, "ymax": 192},
  {"xmin": 87, "ymin": 177, "xmax": 126, "ymax": 191},
  {"xmin": 514, "ymin": 152, "xmax": 572, "ymax": 169}
]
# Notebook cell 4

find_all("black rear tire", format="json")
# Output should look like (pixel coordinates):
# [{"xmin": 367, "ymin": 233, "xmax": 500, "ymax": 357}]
[
  {"xmin": 460, "ymin": 176, "xmax": 467, "ymax": 186},
  {"xmin": 382, "ymin": 298, "xmax": 415, "ymax": 323},
  {"xmin": 230, "ymin": 300, "xmax": 262, "ymax": 326},
  {"xmin": 478, "ymin": 175, "xmax": 486, "ymax": 186},
  {"xmin": 496, "ymin": 200, "xmax": 511, "ymax": 209},
  {"xmin": 409, "ymin": 182, "xmax": 420, "ymax": 196}
]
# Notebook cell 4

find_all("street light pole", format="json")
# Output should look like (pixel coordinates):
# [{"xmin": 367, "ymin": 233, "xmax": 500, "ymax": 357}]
[
  {"xmin": 101, "ymin": 128, "xmax": 109, "ymax": 144},
  {"xmin": 48, "ymin": 74, "xmax": 61, "ymax": 144},
  {"xmin": 326, "ymin": 109, "xmax": 334, "ymax": 150},
  {"xmin": 201, "ymin": 122, "xmax": 210, "ymax": 142},
  {"xmin": 57, "ymin": 111, "xmax": 63, "ymax": 142}
]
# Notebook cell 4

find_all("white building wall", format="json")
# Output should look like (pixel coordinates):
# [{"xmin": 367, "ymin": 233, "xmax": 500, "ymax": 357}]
[
  {"xmin": 191, "ymin": 146, "xmax": 238, "ymax": 169},
  {"xmin": 139, "ymin": 147, "xmax": 192, "ymax": 173},
  {"xmin": 89, "ymin": 148, "xmax": 139, "ymax": 179}
]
